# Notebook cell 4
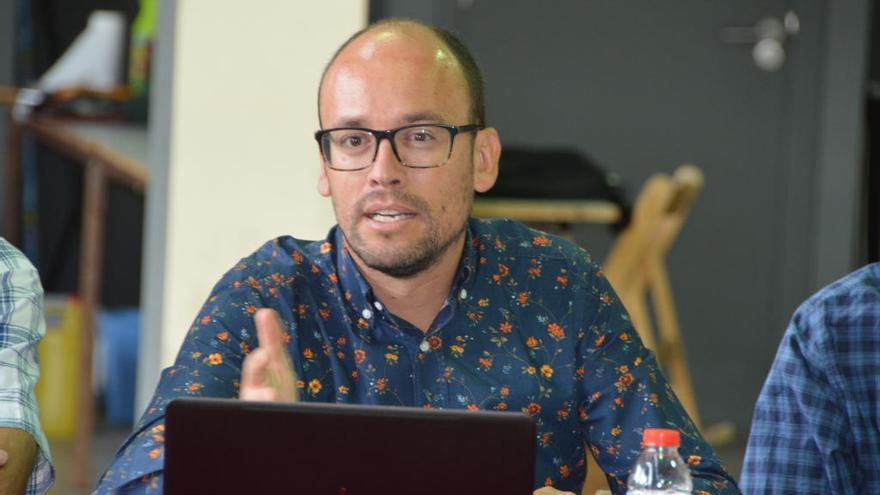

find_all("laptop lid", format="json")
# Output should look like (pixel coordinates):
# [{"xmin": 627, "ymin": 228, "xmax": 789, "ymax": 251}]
[{"xmin": 164, "ymin": 397, "xmax": 536, "ymax": 494}]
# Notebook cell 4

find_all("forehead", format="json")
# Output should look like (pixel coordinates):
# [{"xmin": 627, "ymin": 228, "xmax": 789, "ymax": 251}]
[{"xmin": 319, "ymin": 25, "xmax": 470, "ymax": 126}]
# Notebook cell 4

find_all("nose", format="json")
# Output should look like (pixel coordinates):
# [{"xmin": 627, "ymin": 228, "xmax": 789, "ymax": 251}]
[{"xmin": 367, "ymin": 137, "xmax": 404, "ymax": 187}]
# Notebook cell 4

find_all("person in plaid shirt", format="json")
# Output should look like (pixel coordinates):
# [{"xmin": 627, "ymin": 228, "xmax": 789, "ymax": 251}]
[
  {"xmin": 742, "ymin": 263, "xmax": 880, "ymax": 494},
  {"xmin": 0, "ymin": 238, "xmax": 54, "ymax": 494}
]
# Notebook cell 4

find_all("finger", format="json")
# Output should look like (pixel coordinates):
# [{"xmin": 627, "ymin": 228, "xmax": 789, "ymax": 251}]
[
  {"xmin": 255, "ymin": 308, "xmax": 285, "ymax": 357},
  {"xmin": 240, "ymin": 348, "xmax": 270, "ymax": 399},
  {"xmin": 0, "ymin": 448, "xmax": 8, "ymax": 466}
]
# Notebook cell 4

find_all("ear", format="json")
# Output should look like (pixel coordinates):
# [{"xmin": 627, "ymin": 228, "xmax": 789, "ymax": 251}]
[
  {"xmin": 472, "ymin": 127, "xmax": 501, "ymax": 193},
  {"xmin": 317, "ymin": 148, "xmax": 331, "ymax": 197}
]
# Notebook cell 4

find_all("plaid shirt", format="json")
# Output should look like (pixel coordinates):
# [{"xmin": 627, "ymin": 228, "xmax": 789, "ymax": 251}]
[
  {"xmin": 0, "ymin": 238, "xmax": 54, "ymax": 494},
  {"xmin": 742, "ymin": 263, "xmax": 880, "ymax": 494}
]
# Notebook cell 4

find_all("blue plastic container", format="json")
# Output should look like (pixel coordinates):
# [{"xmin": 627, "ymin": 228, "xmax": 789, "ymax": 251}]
[{"xmin": 99, "ymin": 308, "xmax": 140, "ymax": 426}]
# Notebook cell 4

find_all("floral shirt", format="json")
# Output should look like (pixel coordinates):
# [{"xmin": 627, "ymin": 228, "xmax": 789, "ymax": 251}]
[{"xmin": 96, "ymin": 219, "xmax": 739, "ymax": 494}]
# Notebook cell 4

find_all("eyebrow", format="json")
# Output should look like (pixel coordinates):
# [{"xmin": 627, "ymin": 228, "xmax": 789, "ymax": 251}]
[{"xmin": 332, "ymin": 112, "xmax": 447, "ymax": 129}]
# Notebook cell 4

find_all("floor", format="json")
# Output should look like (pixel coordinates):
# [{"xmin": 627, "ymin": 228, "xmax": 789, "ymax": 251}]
[{"xmin": 46, "ymin": 420, "xmax": 130, "ymax": 495}]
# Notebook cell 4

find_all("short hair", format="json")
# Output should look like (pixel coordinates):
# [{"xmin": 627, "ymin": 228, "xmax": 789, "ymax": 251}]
[{"xmin": 318, "ymin": 18, "xmax": 486, "ymax": 127}]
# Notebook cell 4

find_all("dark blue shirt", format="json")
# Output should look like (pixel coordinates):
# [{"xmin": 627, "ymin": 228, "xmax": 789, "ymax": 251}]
[
  {"xmin": 97, "ymin": 219, "xmax": 738, "ymax": 494},
  {"xmin": 742, "ymin": 263, "xmax": 880, "ymax": 494}
]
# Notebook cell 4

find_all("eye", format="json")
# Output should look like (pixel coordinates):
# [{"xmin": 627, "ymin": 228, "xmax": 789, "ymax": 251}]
[
  {"xmin": 402, "ymin": 127, "xmax": 438, "ymax": 145},
  {"xmin": 334, "ymin": 130, "xmax": 371, "ymax": 149}
]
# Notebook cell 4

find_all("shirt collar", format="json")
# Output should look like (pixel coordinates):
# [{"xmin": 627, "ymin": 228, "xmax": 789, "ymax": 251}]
[{"xmin": 332, "ymin": 221, "xmax": 479, "ymax": 330}]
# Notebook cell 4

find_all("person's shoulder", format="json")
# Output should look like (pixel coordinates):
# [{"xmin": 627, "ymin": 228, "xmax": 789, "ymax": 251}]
[
  {"xmin": 228, "ymin": 235, "xmax": 329, "ymax": 277},
  {"xmin": 470, "ymin": 218, "xmax": 596, "ymax": 264},
  {"xmin": 0, "ymin": 238, "xmax": 35, "ymax": 273},
  {"xmin": 789, "ymin": 263, "xmax": 880, "ymax": 345}
]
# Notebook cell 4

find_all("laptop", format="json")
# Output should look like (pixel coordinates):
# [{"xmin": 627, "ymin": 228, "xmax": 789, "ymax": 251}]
[{"xmin": 164, "ymin": 397, "xmax": 537, "ymax": 494}]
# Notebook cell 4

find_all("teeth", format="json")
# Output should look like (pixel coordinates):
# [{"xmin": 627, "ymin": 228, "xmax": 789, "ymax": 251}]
[{"xmin": 369, "ymin": 210, "xmax": 413, "ymax": 222}]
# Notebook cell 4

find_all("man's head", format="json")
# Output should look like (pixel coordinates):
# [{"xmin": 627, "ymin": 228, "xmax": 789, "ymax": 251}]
[{"xmin": 316, "ymin": 19, "xmax": 501, "ymax": 278}]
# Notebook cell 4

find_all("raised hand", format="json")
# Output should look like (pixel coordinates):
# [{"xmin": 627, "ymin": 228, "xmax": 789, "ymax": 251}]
[{"xmin": 240, "ymin": 308, "xmax": 299, "ymax": 402}]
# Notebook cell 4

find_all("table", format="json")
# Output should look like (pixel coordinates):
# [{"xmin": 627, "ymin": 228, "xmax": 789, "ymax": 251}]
[
  {"xmin": 472, "ymin": 197, "xmax": 622, "ymax": 228},
  {"xmin": 3, "ymin": 117, "xmax": 148, "ymax": 487}
]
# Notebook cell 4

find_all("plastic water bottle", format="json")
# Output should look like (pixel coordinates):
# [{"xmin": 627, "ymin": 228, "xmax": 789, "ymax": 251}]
[{"xmin": 626, "ymin": 428, "xmax": 693, "ymax": 494}]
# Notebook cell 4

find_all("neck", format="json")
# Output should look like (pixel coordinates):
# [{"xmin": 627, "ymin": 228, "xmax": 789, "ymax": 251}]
[{"xmin": 348, "ymin": 233, "xmax": 465, "ymax": 333}]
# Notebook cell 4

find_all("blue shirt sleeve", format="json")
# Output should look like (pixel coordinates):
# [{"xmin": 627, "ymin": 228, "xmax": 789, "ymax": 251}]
[
  {"xmin": 578, "ymin": 270, "xmax": 740, "ymax": 494},
  {"xmin": 741, "ymin": 302, "xmax": 859, "ymax": 494},
  {"xmin": 95, "ymin": 267, "xmax": 265, "ymax": 493}
]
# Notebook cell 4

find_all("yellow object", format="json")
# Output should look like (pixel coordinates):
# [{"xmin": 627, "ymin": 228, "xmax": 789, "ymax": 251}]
[{"xmin": 35, "ymin": 295, "xmax": 82, "ymax": 440}]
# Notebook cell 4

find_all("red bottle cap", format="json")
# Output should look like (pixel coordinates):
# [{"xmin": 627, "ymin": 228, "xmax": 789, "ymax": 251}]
[{"xmin": 642, "ymin": 428, "xmax": 680, "ymax": 447}]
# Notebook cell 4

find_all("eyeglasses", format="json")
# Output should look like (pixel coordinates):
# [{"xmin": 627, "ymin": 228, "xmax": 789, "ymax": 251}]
[{"xmin": 314, "ymin": 123, "xmax": 483, "ymax": 171}]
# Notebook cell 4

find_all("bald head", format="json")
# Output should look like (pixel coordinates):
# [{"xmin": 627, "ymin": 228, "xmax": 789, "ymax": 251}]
[{"xmin": 318, "ymin": 19, "xmax": 486, "ymax": 127}]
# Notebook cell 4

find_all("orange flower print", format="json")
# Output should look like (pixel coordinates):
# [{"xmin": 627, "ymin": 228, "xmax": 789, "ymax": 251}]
[
  {"xmin": 555, "ymin": 275, "xmax": 568, "ymax": 286},
  {"xmin": 385, "ymin": 353, "xmax": 399, "ymax": 364},
  {"xmin": 525, "ymin": 366, "xmax": 537, "ymax": 375},
  {"xmin": 427, "ymin": 335, "xmax": 442, "ymax": 351},
  {"xmin": 517, "ymin": 292, "xmax": 529, "ymax": 305},
  {"xmin": 528, "ymin": 266, "xmax": 542, "ymax": 278},
  {"xmin": 495, "ymin": 402, "xmax": 508, "ymax": 411},
  {"xmin": 532, "ymin": 235, "xmax": 551, "ymax": 247},
  {"xmin": 499, "ymin": 321, "xmax": 513, "ymax": 334},
  {"xmin": 478, "ymin": 298, "xmax": 490, "ymax": 307},
  {"xmin": 206, "ymin": 353, "xmax": 223, "ymax": 366},
  {"xmin": 336, "ymin": 336, "xmax": 346, "ymax": 346},
  {"xmin": 319, "ymin": 242, "xmax": 332, "ymax": 254},
  {"xmin": 600, "ymin": 292, "xmax": 613, "ymax": 306},
  {"xmin": 575, "ymin": 366, "xmax": 585, "ymax": 378},
  {"xmin": 148, "ymin": 448, "xmax": 162, "ymax": 460},
  {"xmin": 296, "ymin": 379, "xmax": 305, "ymax": 389},
  {"xmin": 357, "ymin": 317, "xmax": 368, "ymax": 329},
  {"xmin": 302, "ymin": 348, "xmax": 314, "ymax": 360},
  {"xmin": 338, "ymin": 386, "xmax": 349, "ymax": 394},
  {"xmin": 556, "ymin": 409, "xmax": 569, "ymax": 421},
  {"xmin": 216, "ymin": 331, "xmax": 229, "ymax": 342},
  {"xmin": 190, "ymin": 351, "xmax": 202, "ymax": 360},
  {"xmin": 450, "ymin": 345, "xmax": 465, "ymax": 357},
  {"xmin": 328, "ymin": 273, "xmax": 338, "ymax": 284},
  {"xmin": 540, "ymin": 432, "xmax": 552, "ymax": 446},
  {"xmin": 547, "ymin": 323, "xmax": 565, "ymax": 340},
  {"xmin": 319, "ymin": 309, "xmax": 331, "ymax": 320},
  {"xmin": 687, "ymin": 455, "xmax": 702, "ymax": 465},
  {"xmin": 200, "ymin": 315, "xmax": 212, "ymax": 325},
  {"xmin": 594, "ymin": 334, "xmax": 606, "ymax": 347},
  {"xmin": 244, "ymin": 304, "xmax": 257, "ymax": 315},
  {"xmin": 291, "ymin": 251, "xmax": 303, "ymax": 264},
  {"xmin": 308, "ymin": 379, "xmax": 322, "ymax": 395},
  {"xmin": 375, "ymin": 378, "xmax": 387, "ymax": 392},
  {"xmin": 619, "ymin": 332, "xmax": 631, "ymax": 343},
  {"xmin": 611, "ymin": 425, "xmax": 622, "ymax": 436},
  {"xmin": 354, "ymin": 349, "xmax": 366, "ymax": 365},
  {"xmin": 525, "ymin": 402, "xmax": 542, "ymax": 416},
  {"xmin": 467, "ymin": 404, "xmax": 479, "ymax": 411},
  {"xmin": 618, "ymin": 365, "xmax": 629, "ymax": 374},
  {"xmin": 187, "ymin": 382, "xmax": 203, "ymax": 393},
  {"xmin": 478, "ymin": 357, "xmax": 493, "ymax": 369},
  {"xmin": 540, "ymin": 364, "xmax": 554, "ymax": 379},
  {"xmin": 500, "ymin": 386, "xmax": 510, "ymax": 397},
  {"xmin": 296, "ymin": 304, "xmax": 307, "ymax": 316},
  {"xmin": 648, "ymin": 393, "xmax": 659, "ymax": 406},
  {"xmin": 615, "ymin": 373, "xmax": 634, "ymax": 391},
  {"xmin": 526, "ymin": 336, "xmax": 540, "ymax": 348},
  {"xmin": 559, "ymin": 465, "xmax": 570, "ymax": 479}
]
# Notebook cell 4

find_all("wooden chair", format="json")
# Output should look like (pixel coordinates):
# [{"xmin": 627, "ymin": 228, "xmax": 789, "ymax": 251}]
[{"xmin": 581, "ymin": 164, "xmax": 733, "ymax": 494}]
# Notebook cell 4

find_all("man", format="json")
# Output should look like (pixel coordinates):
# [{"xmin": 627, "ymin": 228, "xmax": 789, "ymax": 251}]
[
  {"xmin": 0, "ymin": 238, "xmax": 54, "ymax": 494},
  {"xmin": 97, "ymin": 19, "xmax": 738, "ymax": 494},
  {"xmin": 742, "ymin": 263, "xmax": 880, "ymax": 493}
]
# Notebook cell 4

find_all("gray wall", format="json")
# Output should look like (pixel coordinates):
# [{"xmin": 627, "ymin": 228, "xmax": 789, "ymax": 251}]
[
  {"xmin": 0, "ymin": 0, "xmax": 14, "ymax": 231},
  {"xmin": 373, "ymin": 0, "xmax": 871, "ymax": 441}
]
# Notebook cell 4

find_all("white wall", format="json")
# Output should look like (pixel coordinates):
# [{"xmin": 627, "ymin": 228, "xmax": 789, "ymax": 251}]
[{"xmin": 137, "ymin": 0, "xmax": 366, "ymax": 413}]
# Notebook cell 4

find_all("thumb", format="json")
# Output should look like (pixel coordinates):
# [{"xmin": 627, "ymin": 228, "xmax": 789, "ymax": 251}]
[
  {"xmin": 255, "ymin": 308, "xmax": 285, "ymax": 357},
  {"xmin": 0, "ymin": 448, "xmax": 8, "ymax": 466}
]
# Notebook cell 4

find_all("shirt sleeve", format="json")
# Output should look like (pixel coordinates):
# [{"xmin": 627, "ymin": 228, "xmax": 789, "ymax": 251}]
[
  {"xmin": 94, "ymin": 265, "xmax": 267, "ymax": 493},
  {"xmin": 741, "ymin": 306, "xmax": 858, "ymax": 494},
  {"xmin": 578, "ymin": 269, "xmax": 740, "ymax": 495},
  {"xmin": 0, "ymin": 240, "xmax": 55, "ymax": 495}
]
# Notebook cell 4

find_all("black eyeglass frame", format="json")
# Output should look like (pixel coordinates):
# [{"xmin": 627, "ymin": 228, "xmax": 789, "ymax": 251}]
[{"xmin": 314, "ymin": 123, "xmax": 484, "ymax": 171}]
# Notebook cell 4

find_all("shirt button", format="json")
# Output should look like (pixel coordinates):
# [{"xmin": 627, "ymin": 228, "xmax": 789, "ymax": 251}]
[
  {"xmin": 459, "ymin": 288, "xmax": 468, "ymax": 300},
  {"xmin": 419, "ymin": 340, "xmax": 430, "ymax": 352},
  {"xmin": 373, "ymin": 301, "xmax": 383, "ymax": 311},
  {"xmin": 362, "ymin": 308, "xmax": 373, "ymax": 319}
]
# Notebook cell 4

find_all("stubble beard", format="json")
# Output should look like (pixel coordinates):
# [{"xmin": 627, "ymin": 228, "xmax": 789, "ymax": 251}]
[{"xmin": 341, "ymin": 190, "xmax": 469, "ymax": 279}]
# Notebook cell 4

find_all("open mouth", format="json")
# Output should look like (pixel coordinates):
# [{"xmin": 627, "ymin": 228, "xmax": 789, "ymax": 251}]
[{"xmin": 367, "ymin": 209, "xmax": 416, "ymax": 223}]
